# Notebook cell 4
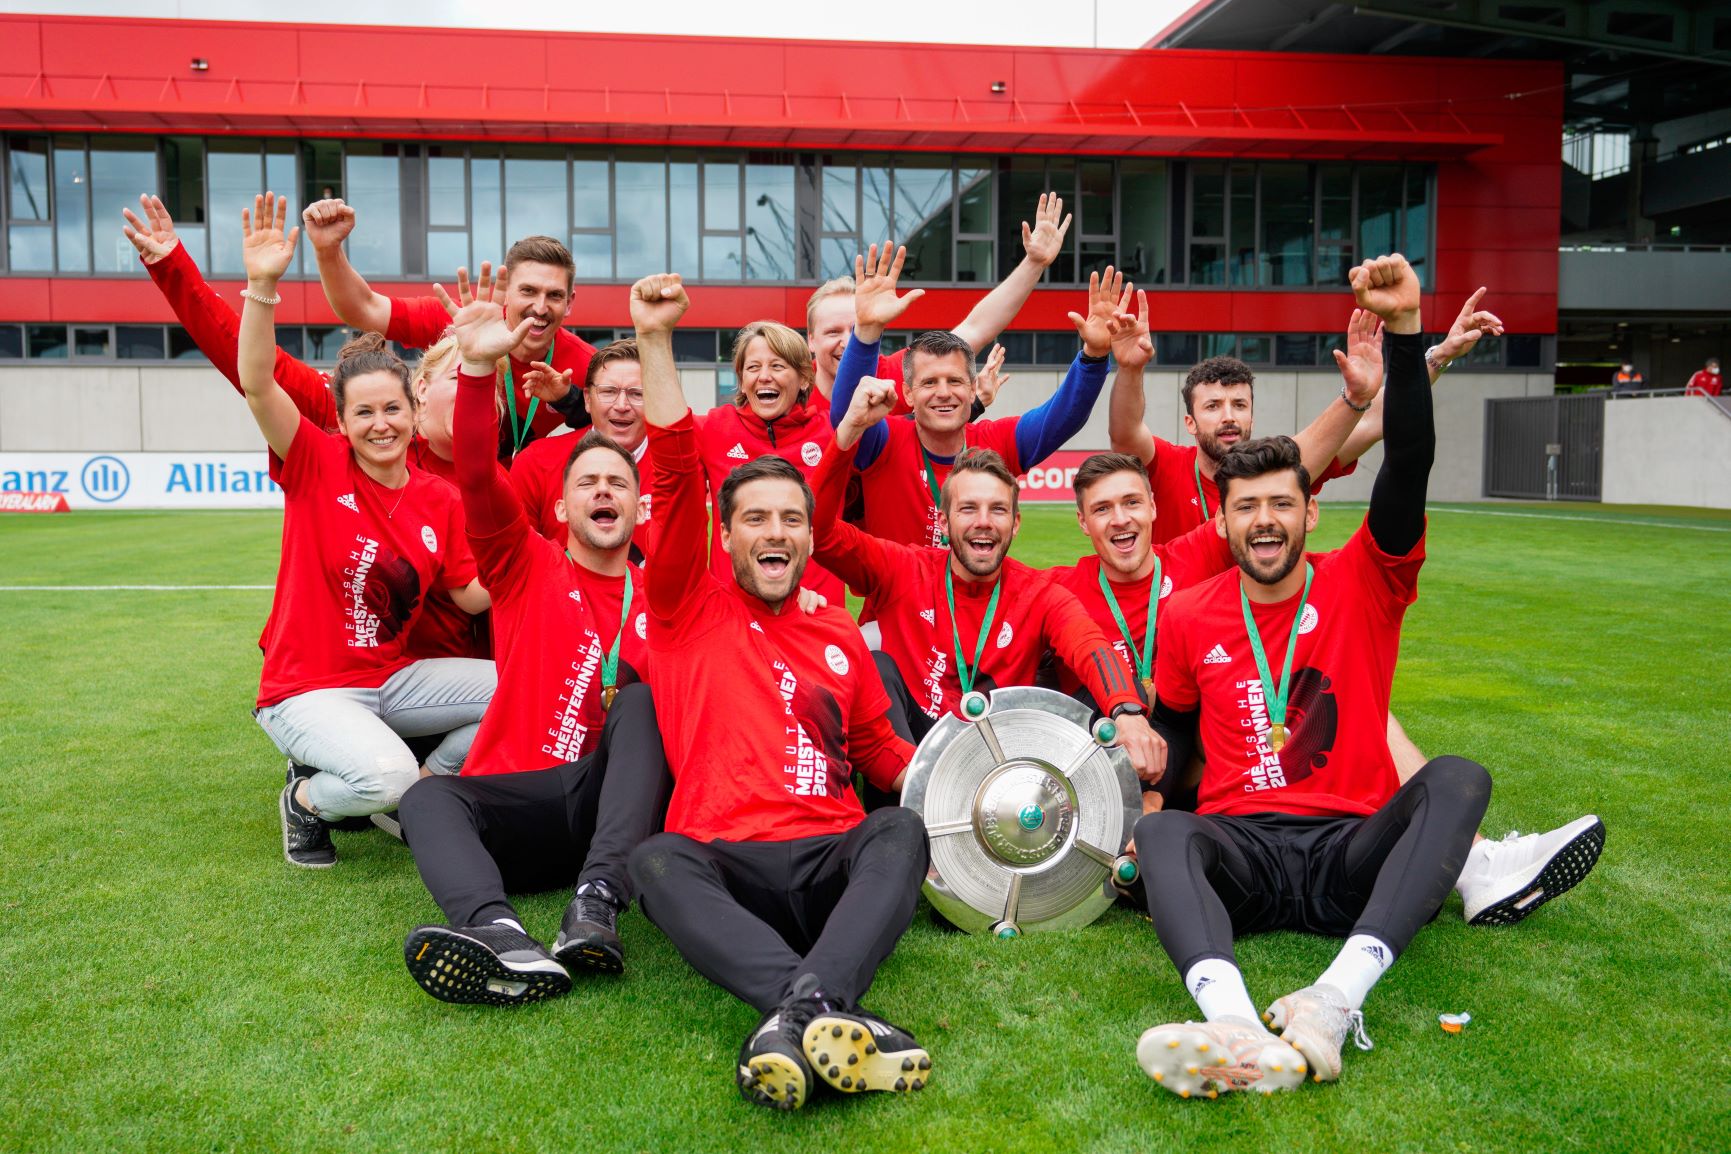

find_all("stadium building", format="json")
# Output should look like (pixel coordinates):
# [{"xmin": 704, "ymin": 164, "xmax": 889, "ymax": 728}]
[{"xmin": 0, "ymin": 9, "xmax": 1725, "ymax": 508}]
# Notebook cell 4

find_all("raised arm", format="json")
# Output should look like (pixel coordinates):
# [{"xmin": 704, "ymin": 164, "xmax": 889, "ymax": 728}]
[
  {"xmin": 631, "ymin": 273, "xmax": 704, "ymax": 619},
  {"xmin": 1352, "ymin": 254, "xmax": 1431, "ymax": 556},
  {"xmin": 950, "ymin": 192, "xmax": 1072, "ymax": 351},
  {"xmin": 304, "ymin": 199, "xmax": 393, "ymax": 335},
  {"xmin": 1011, "ymin": 269, "xmax": 1132, "ymax": 468},
  {"xmin": 441, "ymin": 276, "xmax": 536, "ymax": 538},
  {"xmin": 236, "ymin": 194, "xmax": 305, "ymax": 461},
  {"xmin": 1106, "ymin": 288, "xmax": 1158, "ymax": 467},
  {"xmin": 1291, "ymin": 307, "xmax": 1384, "ymax": 476}
]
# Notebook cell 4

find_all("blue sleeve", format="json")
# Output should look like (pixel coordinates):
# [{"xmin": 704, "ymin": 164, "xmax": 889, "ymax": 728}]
[
  {"xmin": 1013, "ymin": 353, "xmax": 1110, "ymax": 467},
  {"xmin": 830, "ymin": 333, "xmax": 889, "ymax": 469}
]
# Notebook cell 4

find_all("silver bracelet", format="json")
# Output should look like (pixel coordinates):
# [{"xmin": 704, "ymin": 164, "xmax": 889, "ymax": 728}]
[
  {"xmin": 239, "ymin": 288, "xmax": 282, "ymax": 306},
  {"xmin": 1340, "ymin": 382, "xmax": 1372, "ymax": 413},
  {"xmin": 1425, "ymin": 345, "xmax": 1451, "ymax": 375}
]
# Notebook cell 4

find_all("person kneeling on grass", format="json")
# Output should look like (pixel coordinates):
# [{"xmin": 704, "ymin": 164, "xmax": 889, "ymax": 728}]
[
  {"xmin": 1128, "ymin": 254, "xmax": 1597, "ymax": 1098},
  {"xmin": 626, "ymin": 272, "xmax": 932, "ymax": 1111},
  {"xmin": 235, "ymin": 194, "xmax": 495, "ymax": 869}
]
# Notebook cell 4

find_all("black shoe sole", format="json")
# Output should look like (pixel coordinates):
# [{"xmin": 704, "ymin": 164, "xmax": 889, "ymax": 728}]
[
  {"xmin": 403, "ymin": 926, "xmax": 571, "ymax": 1006},
  {"xmin": 1469, "ymin": 819, "xmax": 1606, "ymax": 927},
  {"xmin": 737, "ymin": 1051, "xmax": 810, "ymax": 1110},
  {"xmin": 552, "ymin": 933, "xmax": 624, "ymax": 975},
  {"xmin": 804, "ymin": 1015, "xmax": 931, "ymax": 1094},
  {"xmin": 279, "ymin": 787, "xmax": 335, "ymax": 869}
]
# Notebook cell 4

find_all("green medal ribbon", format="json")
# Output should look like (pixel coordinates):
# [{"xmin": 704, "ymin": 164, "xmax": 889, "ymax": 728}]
[
  {"xmin": 571, "ymin": 554, "xmax": 633, "ymax": 710},
  {"xmin": 1238, "ymin": 562, "xmax": 1313, "ymax": 753},
  {"xmin": 944, "ymin": 565, "xmax": 1002, "ymax": 697},
  {"xmin": 1098, "ymin": 556, "xmax": 1161, "ymax": 702},
  {"xmin": 502, "ymin": 344, "xmax": 554, "ymax": 454},
  {"xmin": 1193, "ymin": 454, "xmax": 1212, "ymax": 519},
  {"xmin": 922, "ymin": 448, "xmax": 950, "ymax": 546}
]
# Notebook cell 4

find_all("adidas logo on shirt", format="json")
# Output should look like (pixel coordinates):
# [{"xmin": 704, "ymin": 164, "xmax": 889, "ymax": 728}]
[
  {"xmin": 1203, "ymin": 643, "xmax": 1231, "ymax": 665},
  {"xmin": 337, "ymin": 493, "xmax": 358, "ymax": 512},
  {"xmin": 727, "ymin": 443, "xmax": 749, "ymax": 460},
  {"xmin": 920, "ymin": 608, "xmax": 935, "ymax": 625}
]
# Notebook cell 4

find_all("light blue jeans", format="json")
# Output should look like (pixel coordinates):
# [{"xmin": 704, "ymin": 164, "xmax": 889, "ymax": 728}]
[{"xmin": 255, "ymin": 658, "xmax": 496, "ymax": 818}]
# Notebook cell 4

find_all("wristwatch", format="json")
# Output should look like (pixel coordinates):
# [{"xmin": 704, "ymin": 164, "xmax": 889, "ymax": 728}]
[{"xmin": 1110, "ymin": 702, "xmax": 1146, "ymax": 720}]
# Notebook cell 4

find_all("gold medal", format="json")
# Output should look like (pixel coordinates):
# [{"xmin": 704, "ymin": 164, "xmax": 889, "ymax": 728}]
[
  {"xmin": 1270, "ymin": 723, "xmax": 1286, "ymax": 752},
  {"xmin": 1140, "ymin": 676, "xmax": 1155, "ymax": 701},
  {"xmin": 601, "ymin": 685, "xmax": 618, "ymax": 711}
]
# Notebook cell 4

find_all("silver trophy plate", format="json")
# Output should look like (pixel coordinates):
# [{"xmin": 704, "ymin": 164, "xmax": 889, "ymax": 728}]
[{"xmin": 901, "ymin": 685, "xmax": 1142, "ymax": 936}]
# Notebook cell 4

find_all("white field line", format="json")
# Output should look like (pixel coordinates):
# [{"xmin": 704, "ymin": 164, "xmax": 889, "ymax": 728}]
[
  {"xmin": 1316, "ymin": 502, "xmax": 1731, "ymax": 534},
  {"xmin": 0, "ymin": 584, "xmax": 274, "ymax": 591}
]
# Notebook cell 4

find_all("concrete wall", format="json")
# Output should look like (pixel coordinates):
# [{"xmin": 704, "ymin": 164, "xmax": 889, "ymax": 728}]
[
  {"xmin": 1602, "ymin": 396, "xmax": 1731, "ymax": 509},
  {"xmin": 1558, "ymin": 248, "xmax": 1731, "ymax": 313},
  {"xmin": 0, "ymin": 362, "xmax": 1551, "ymax": 503}
]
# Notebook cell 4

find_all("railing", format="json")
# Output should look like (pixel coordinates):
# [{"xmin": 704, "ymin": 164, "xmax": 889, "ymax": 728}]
[{"xmin": 1559, "ymin": 242, "xmax": 1731, "ymax": 254}]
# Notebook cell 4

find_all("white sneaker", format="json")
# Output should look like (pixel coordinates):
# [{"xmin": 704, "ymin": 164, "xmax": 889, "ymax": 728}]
[
  {"xmin": 1263, "ymin": 983, "xmax": 1372, "ymax": 1083},
  {"xmin": 1457, "ymin": 815, "xmax": 1605, "ymax": 926},
  {"xmin": 1136, "ymin": 1015, "xmax": 1308, "ymax": 1098}
]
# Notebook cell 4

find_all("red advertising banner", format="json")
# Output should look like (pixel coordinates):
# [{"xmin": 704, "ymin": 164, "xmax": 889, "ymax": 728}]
[
  {"xmin": 0, "ymin": 491, "xmax": 70, "ymax": 513},
  {"xmin": 1015, "ymin": 450, "xmax": 1094, "ymax": 503}
]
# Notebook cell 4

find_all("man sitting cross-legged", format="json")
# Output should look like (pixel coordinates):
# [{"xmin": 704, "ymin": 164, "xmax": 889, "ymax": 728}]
[
  {"xmin": 395, "ymin": 274, "xmax": 668, "ymax": 1004},
  {"xmin": 624, "ymin": 272, "xmax": 934, "ymax": 1112},
  {"xmin": 1131, "ymin": 254, "xmax": 1507, "ymax": 1098}
]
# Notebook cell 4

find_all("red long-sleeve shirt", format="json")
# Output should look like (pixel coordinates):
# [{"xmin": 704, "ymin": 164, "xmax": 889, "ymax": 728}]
[
  {"xmin": 507, "ymin": 430, "xmax": 659, "ymax": 562},
  {"xmin": 645, "ymin": 412, "xmax": 910, "ymax": 844},
  {"xmin": 453, "ymin": 369, "xmax": 646, "ymax": 773},
  {"xmin": 142, "ymin": 243, "xmax": 485, "ymax": 661},
  {"xmin": 811, "ymin": 439, "xmax": 1141, "ymax": 720},
  {"xmin": 1146, "ymin": 436, "xmax": 1356, "ymax": 545}
]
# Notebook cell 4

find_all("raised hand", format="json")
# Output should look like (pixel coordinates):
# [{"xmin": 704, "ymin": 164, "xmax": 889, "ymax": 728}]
[
  {"xmin": 629, "ymin": 273, "xmax": 689, "ymax": 335},
  {"xmin": 121, "ymin": 194, "xmax": 179, "ymax": 265},
  {"xmin": 447, "ymin": 262, "xmax": 497, "ymax": 313},
  {"xmin": 795, "ymin": 587, "xmax": 829, "ymax": 616},
  {"xmin": 1349, "ymin": 254, "xmax": 1421, "ymax": 331},
  {"xmin": 301, "ymin": 199, "xmax": 356, "ymax": 253},
  {"xmin": 1333, "ymin": 308, "xmax": 1385, "ymax": 407},
  {"xmin": 1434, "ymin": 286, "xmax": 1503, "ymax": 362},
  {"xmin": 1067, "ymin": 266, "xmax": 1131, "ymax": 358},
  {"xmin": 241, "ymin": 193, "xmax": 300, "ymax": 286},
  {"xmin": 521, "ymin": 362, "xmax": 574, "ymax": 404},
  {"xmin": 433, "ymin": 273, "xmax": 532, "ymax": 372},
  {"xmin": 974, "ymin": 344, "xmax": 1010, "ymax": 409},
  {"xmin": 1109, "ymin": 288, "xmax": 1154, "ymax": 370},
  {"xmin": 852, "ymin": 243, "xmax": 925, "ymax": 342},
  {"xmin": 1021, "ymin": 192, "xmax": 1072, "ymax": 269}
]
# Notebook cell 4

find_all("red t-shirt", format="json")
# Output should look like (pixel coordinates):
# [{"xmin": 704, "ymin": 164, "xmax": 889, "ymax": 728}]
[
  {"xmin": 645, "ymin": 413, "xmax": 911, "ymax": 844},
  {"xmin": 507, "ymin": 432, "xmax": 658, "ymax": 562},
  {"xmin": 1155, "ymin": 521, "xmax": 1425, "ymax": 818},
  {"xmin": 1685, "ymin": 370, "xmax": 1723, "ymax": 397},
  {"xmin": 814, "ymin": 441, "xmax": 1139, "ymax": 720},
  {"xmin": 694, "ymin": 401, "xmax": 842, "ymax": 602},
  {"xmin": 464, "ymin": 521, "xmax": 647, "ymax": 775},
  {"xmin": 387, "ymin": 295, "xmax": 595, "ymax": 457},
  {"xmin": 856, "ymin": 416, "xmax": 1023, "ymax": 549},
  {"xmin": 257, "ymin": 417, "xmax": 477, "ymax": 708},
  {"xmin": 1146, "ymin": 436, "xmax": 1356, "ymax": 545},
  {"xmin": 1046, "ymin": 520, "xmax": 1236, "ymax": 697}
]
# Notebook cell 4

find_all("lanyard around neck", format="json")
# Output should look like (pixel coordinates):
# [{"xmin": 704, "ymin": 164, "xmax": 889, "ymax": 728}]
[
  {"xmin": 1098, "ymin": 555, "xmax": 1161, "ymax": 702},
  {"xmin": 502, "ymin": 343, "xmax": 554, "ymax": 454},
  {"xmin": 945, "ymin": 565, "xmax": 1002, "ymax": 698},
  {"xmin": 1239, "ymin": 563, "xmax": 1313, "ymax": 753}
]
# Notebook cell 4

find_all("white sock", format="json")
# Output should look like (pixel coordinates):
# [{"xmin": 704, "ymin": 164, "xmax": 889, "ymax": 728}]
[
  {"xmin": 1315, "ymin": 935, "xmax": 1394, "ymax": 1011},
  {"xmin": 491, "ymin": 917, "xmax": 525, "ymax": 934},
  {"xmin": 1183, "ymin": 958, "xmax": 1260, "ymax": 1024}
]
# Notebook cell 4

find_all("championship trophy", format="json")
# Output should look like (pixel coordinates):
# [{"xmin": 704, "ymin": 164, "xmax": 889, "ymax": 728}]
[{"xmin": 900, "ymin": 686, "xmax": 1142, "ymax": 937}]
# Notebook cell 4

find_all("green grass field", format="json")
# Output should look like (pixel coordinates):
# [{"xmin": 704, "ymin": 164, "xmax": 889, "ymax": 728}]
[{"xmin": 2, "ymin": 502, "xmax": 1727, "ymax": 1153}]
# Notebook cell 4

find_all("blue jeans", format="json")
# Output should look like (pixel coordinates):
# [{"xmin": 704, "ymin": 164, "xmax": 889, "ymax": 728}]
[{"xmin": 254, "ymin": 658, "xmax": 496, "ymax": 817}]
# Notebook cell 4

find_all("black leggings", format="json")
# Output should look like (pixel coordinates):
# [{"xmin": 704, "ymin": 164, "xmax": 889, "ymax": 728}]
[
  {"xmin": 629, "ymin": 807, "xmax": 929, "ymax": 1012},
  {"xmin": 1133, "ymin": 756, "xmax": 1490, "ymax": 975},
  {"xmin": 397, "ymin": 683, "xmax": 671, "ymax": 927}
]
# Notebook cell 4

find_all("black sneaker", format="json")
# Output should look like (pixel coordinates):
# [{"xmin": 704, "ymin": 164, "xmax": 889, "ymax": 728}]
[
  {"xmin": 552, "ymin": 880, "xmax": 625, "ymax": 975},
  {"xmin": 803, "ymin": 1003, "xmax": 931, "ymax": 1095},
  {"xmin": 285, "ymin": 761, "xmax": 369, "ymax": 830},
  {"xmin": 738, "ymin": 976, "xmax": 833, "ymax": 1111},
  {"xmin": 403, "ymin": 923, "xmax": 571, "ymax": 1006},
  {"xmin": 279, "ymin": 781, "xmax": 336, "ymax": 869}
]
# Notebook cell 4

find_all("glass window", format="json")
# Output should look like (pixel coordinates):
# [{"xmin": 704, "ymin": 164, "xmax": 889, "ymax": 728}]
[
  {"xmin": 505, "ymin": 148, "xmax": 567, "ymax": 253},
  {"xmin": 1403, "ymin": 167, "xmax": 1430, "ymax": 287},
  {"xmin": 957, "ymin": 165, "xmax": 991, "ymax": 236},
  {"xmin": 1229, "ymin": 164, "xmax": 1255, "ymax": 287},
  {"xmin": 956, "ymin": 239, "xmax": 992, "ymax": 284},
  {"xmin": 859, "ymin": 162, "xmax": 892, "ymax": 250},
  {"xmin": 669, "ymin": 155, "xmax": 699, "ymax": 277},
  {"xmin": 1158, "ymin": 333, "xmax": 1199, "ymax": 367},
  {"xmin": 8, "ymin": 227, "xmax": 52, "ymax": 271},
  {"xmin": 1034, "ymin": 332, "xmax": 1075, "ymax": 365},
  {"xmin": 672, "ymin": 329, "xmax": 716, "ymax": 362},
  {"xmin": 1238, "ymin": 335, "xmax": 1271, "ymax": 364},
  {"xmin": 116, "ymin": 325, "xmax": 164, "ymax": 360},
  {"xmin": 1506, "ymin": 334, "xmax": 1542, "ymax": 367},
  {"xmin": 306, "ymin": 327, "xmax": 346, "ymax": 361},
  {"xmin": 615, "ymin": 158, "xmax": 667, "ymax": 280},
  {"xmin": 894, "ymin": 160, "xmax": 951, "ymax": 282},
  {"xmin": 995, "ymin": 332, "xmax": 1033, "ymax": 364},
  {"xmin": 168, "ymin": 326, "xmax": 204, "ymax": 360},
  {"xmin": 1079, "ymin": 159, "xmax": 1114, "ymax": 238},
  {"xmin": 715, "ymin": 367, "xmax": 737, "ymax": 406},
  {"xmin": 704, "ymin": 159, "xmax": 739, "ymax": 231},
  {"xmin": 89, "ymin": 138, "xmax": 158, "ymax": 274},
  {"xmin": 822, "ymin": 237, "xmax": 855, "ymax": 281},
  {"xmin": 1080, "ymin": 240, "xmax": 1114, "ymax": 282},
  {"xmin": 571, "ymin": 151, "xmax": 610, "ymax": 231},
  {"xmin": 1358, "ymin": 166, "xmax": 1402, "ymax": 262},
  {"xmin": 264, "ymin": 146, "xmax": 300, "ymax": 275},
  {"xmin": 470, "ymin": 150, "xmax": 503, "ymax": 265},
  {"xmin": 27, "ymin": 324, "xmax": 67, "ymax": 359},
  {"xmin": 1258, "ymin": 164, "xmax": 1311, "ymax": 287},
  {"xmin": 8, "ymin": 136, "xmax": 50, "ymax": 221},
  {"xmin": 73, "ymin": 326, "xmax": 111, "ymax": 358},
  {"xmin": 1201, "ymin": 333, "xmax": 1236, "ymax": 359},
  {"xmin": 302, "ymin": 140, "xmax": 343, "ymax": 204},
  {"xmin": 569, "ymin": 233, "xmax": 613, "ymax": 280},
  {"xmin": 208, "ymin": 143, "xmax": 261, "ymax": 276},
  {"xmin": 1188, "ymin": 243, "xmax": 1224, "ymax": 286},
  {"xmin": 999, "ymin": 157, "xmax": 1045, "ymax": 279},
  {"xmin": 1317, "ymin": 165, "xmax": 1352, "ymax": 244},
  {"xmin": 1190, "ymin": 163, "xmax": 1225, "ymax": 238},
  {"xmin": 1320, "ymin": 331, "xmax": 1345, "ymax": 362},
  {"xmin": 1120, "ymin": 160, "xmax": 1168, "ymax": 285},
  {"xmin": 0, "ymin": 325, "xmax": 20, "ymax": 357},
  {"xmin": 275, "ymin": 326, "xmax": 303, "ymax": 361},
  {"xmin": 427, "ymin": 153, "xmax": 467, "ymax": 228},
  {"xmin": 345, "ymin": 145, "xmax": 403, "ymax": 277},
  {"xmin": 744, "ymin": 163, "xmax": 795, "ymax": 281},
  {"xmin": 703, "ymin": 234, "xmax": 740, "ymax": 280},
  {"xmin": 1275, "ymin": 334, "xmax": 1316, "ymax": 366},
  {"xmin": 823, "ymin": 163, "xmax": 856, "ymax": 233},
  {"xmin": 54, "ymin": 139, "xmax": 89, "ymax": 273},
  {"xmin": 427, "ymin": 232, "xmax": 468, "ymax": 280}
]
